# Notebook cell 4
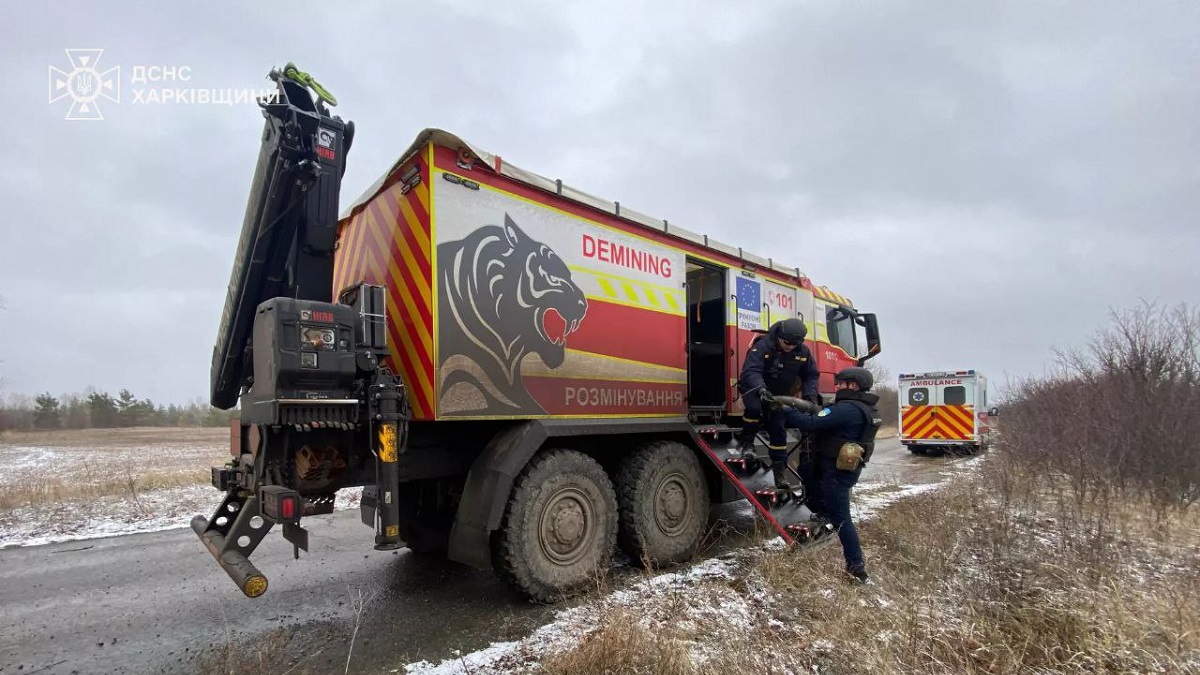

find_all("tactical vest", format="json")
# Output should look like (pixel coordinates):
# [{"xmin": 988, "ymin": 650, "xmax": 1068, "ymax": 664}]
[
  {"xmin": 814, "ymin": 400, "xmax": 883, "ymax": 463},
  {"xmin": 756, "ymin": 341, "xmax": 812, "ymax": 396}
]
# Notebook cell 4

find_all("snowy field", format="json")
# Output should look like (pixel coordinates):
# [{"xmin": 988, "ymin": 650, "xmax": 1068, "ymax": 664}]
[{"xmin": 0, "ymin": 428, "xmax": 364, "ymax": 547}]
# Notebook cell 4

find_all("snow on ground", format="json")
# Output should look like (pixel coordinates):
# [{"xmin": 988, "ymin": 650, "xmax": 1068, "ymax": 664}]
[
  {"xmin": 402, "ymin": 556, "xmax": 759, "ymax": 675},
  {"xmin": 0, "ymin": 431, "xmax": 364, "ymax": 548},
  {"xmin": 1, "ymin": 430, "xmax": 987, "ymax": 673},
  {"xmin": 0, "ymin": 484, "xmax": 365, "ymax": 548},
  {"xmin": 403, "ymin": 455, "xmax": 986, "ymax": 675},
  {"xmin": 0, "ymin": 440, "xmax": 227, "ymax": 487}
]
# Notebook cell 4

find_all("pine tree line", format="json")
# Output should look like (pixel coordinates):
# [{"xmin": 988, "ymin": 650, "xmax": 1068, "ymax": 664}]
[{"xmin": 0, "ymin": 389, "xmax": 238, "ymax": 431}]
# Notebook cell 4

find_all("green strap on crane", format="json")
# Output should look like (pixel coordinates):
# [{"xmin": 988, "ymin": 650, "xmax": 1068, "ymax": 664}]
[{"xmin": 282, "ymin": 62, "xmax": 337, "ymax": 107}]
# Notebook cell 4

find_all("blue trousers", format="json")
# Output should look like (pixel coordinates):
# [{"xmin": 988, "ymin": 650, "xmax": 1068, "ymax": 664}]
[
  {"xmin": 799, "ymin": 453, "xmax": 865, "ymax": 572},
  {"xmin": 740, "ymin": 397, "xmax": 790, "ymax": 464}
]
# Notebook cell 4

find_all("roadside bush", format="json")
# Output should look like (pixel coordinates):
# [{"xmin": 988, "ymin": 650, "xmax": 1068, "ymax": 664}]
[{"xmin": 997, "ymin": 302, "xmax": 1200, "ymax": 516}]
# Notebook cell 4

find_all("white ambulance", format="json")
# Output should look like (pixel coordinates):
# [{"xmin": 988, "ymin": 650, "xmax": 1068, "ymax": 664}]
[{"xmin": 898, "ymin": 370, "xmax": 991, "ymax": 455}]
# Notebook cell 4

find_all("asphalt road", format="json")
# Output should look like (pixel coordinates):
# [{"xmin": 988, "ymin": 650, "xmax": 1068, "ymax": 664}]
[{"xmin": 0, "ymin": 436, "xmax": 964, "ymax": 674}]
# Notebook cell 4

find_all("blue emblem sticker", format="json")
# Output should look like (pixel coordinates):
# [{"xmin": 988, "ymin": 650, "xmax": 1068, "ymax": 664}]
[{"xmin": 817, "ymin": 408, "xmax": 832, "ymax": 417}]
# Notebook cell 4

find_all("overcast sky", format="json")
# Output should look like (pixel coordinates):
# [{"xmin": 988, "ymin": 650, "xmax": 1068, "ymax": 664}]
[{"xmin": 2, "ymin": 1, "xmax": 1197, "ymax": 406}]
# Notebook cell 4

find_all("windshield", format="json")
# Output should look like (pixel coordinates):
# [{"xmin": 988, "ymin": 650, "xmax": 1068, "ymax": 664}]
[{"xmin": 826, "ymin": 306, "xmax": 858, "ymax": 357}]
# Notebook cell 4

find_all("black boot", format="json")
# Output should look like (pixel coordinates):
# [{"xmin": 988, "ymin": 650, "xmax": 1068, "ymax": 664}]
[
  {"xmin": 846, "ymin": 565, "xmax": 872, "ymax": 585},
  {"xmin": 736, "ymin": 434, "xmax": 757, "ymax": 462},
  {"xmin": 771, "ymin": 461, "xmax": 792, "ymax": 488}
]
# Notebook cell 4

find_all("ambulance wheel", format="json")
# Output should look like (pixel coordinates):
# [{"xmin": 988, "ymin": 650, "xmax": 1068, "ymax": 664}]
[
  {"xmin": 494, "ymin": 449, "xmax": 618, "ymax": 603},
  {"xmin": 616, "ymin": 441, "xmax": 709, "ymax": 567},
  {"xmin": 908, "ymin": 445, "xmax": 923, "ymax": 455}
]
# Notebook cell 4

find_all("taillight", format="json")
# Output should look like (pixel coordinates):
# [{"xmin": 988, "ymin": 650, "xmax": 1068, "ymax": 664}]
[
  {"xmin": 259, "ymin": 485, "xmax": 301, "ymax": 523},
  {"xmin": 280, "ymin": 495, "xmax": 296, "ymax": 520}
]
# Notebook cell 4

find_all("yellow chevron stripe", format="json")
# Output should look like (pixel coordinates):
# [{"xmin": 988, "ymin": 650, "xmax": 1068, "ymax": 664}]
[
  {"xmin": 396, "ymin": 185, "xmax": 431, "ymax": 260},
  {"xmin": 939, "ymin": 406, "xmax": 975, "ymax": 437},
  {"xmin": 568, "ymin": 265, "xmax": 685, "ymax": 314},
  {"xmin": 382, "ymin": 202, "xmax": 433, "ymax": 308},
  {"xmin": 911, "ymin": 419, "xmax": 939, "ymax": 438},
  {"xmin": 366, "ymin": 253, "xmax": 435, "ymax": 410},
  {"xmin": 366, "ymin": 219, "xmax": 433, "ymax": 358},
  {"xmin": 644, "ymin": 287, "xmax": 661, "ymax": 308},
  {"xmin": 359, "ymin": 213, "xmax": 424, "ymax": 360},
  {"xmin": 414, "ymin": 178, "xmax": 430, "ymax": 218},
  {"xmin": 347, "ymin": 214, "xmax": 371, "ymax": 289},
  {"xmin": 333, "ymin": 221, "xmax": 353, "ymax": 294},
  {"xmin": 387, "ymin": 319, "xmax": 426, "ymax": 419}
]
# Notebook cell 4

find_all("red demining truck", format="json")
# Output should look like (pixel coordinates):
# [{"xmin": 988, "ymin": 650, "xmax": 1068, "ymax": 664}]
[{"xmin": 193, "ymin": 65, "xmax": 882, "ymax": 602}]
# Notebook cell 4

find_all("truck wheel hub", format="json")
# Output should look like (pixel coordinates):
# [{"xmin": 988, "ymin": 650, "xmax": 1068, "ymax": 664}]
[
  {"xmin": 655, "ymin": 472, "xmax": 689, "ymax": 536},
  {"xmin": 540, "ymin": 488, "xmax": 591, "ymax": 565}
]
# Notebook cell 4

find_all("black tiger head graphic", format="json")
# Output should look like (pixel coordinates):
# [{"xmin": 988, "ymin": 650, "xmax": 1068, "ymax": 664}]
[{"xmin": 438, "ymin": 214, "xmax": 588, "ymax": 414}]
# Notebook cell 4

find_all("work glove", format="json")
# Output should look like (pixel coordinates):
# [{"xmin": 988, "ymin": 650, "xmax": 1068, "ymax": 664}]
[{"xmin": 759, "ymin": 389, "xmax": 776, "ymax": 408}]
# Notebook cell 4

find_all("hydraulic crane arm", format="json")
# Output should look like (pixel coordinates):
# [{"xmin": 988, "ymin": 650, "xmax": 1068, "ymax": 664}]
[{"xmin": 210, "ymin": 65, "xmax": 354, "ymax": 409}]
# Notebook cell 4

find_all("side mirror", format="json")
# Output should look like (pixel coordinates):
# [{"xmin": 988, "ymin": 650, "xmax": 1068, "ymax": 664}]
[
  {"xmin": 854, "ymin": 312, "xmax": 881, "ymax": 365},
  {"xmin": 988, "ymin": 407, "xmax": 1000, "ymax": 417}
]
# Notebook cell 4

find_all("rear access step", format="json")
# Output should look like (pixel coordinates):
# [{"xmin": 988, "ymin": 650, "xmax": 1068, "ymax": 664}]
[
  {"xmin": 191, "ymin": 490, "xmax": 275, "ymax": 598},
  {"xmin": 692, "ymin": 434, "xmax": 835, "ymax": 548}
]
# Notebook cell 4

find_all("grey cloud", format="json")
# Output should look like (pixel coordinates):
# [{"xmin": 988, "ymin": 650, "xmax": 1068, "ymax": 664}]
[{"xmin": 1, "ymin": 0, "xmax": 1196, "ymax": 404}]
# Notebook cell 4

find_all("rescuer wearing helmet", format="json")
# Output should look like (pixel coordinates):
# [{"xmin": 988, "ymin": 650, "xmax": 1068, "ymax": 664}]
[
  {"xmin": 771, "ymin": 366, "xmax": 881, "ymax": 583},
  {"xmin": 736, "ymin": 317, "xmax": 821, "ymax": 487}
]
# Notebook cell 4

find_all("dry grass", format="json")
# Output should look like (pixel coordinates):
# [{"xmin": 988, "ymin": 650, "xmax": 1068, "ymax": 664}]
[
  {"xmin": 192, "ymin": 628, "xmax": 316, "ymax": 675},
  {"xmin": 539, "ymin": 608, "xmax": 697, "ymax": 675},
  {"xmin": 0, "ymin": 426, "xmax": 228, "ymax": 448},
  {"xmin": 0, "ymin": 427, "xmax": 226, "ymax": 515},
  {"xmin": 764, "ymin": 475, "xmax": 1198, "ymax": 673},
  {"xmin": 0, "ymin": 467, "xmax": 210, "ymax": 511},
  {"xmin": 525, "ymin": 465, "xmax": 1200, "ymax": 675}
]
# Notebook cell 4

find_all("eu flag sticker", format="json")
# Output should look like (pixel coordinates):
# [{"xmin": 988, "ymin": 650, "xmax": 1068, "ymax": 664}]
[
  {"xmin": 735, "ymin": 276, "xmax": 761, "ymax": 330},
  {"xmin": 736, "ymin": 277, "xmax": 760, "ymax": 311}
]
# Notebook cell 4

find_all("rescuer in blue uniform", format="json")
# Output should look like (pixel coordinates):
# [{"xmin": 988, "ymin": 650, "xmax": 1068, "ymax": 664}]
[
  {"xmin": 770, "ymin": 366, "xmax": 881, "ymax": 583},
  {"xmin": 736, "ymin": 318, "xmax": 821, "ymax": 487}
]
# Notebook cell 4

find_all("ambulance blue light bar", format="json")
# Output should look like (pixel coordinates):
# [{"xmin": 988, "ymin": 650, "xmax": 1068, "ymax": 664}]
[{"xmin": 900, "ymin": 370, "xmax": 976, "ymax": 379}]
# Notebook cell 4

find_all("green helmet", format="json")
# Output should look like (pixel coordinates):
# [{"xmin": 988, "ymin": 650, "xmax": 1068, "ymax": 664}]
[{"xmin": 835, "ymin": 367, "xmax": 873, "ymax": 391}]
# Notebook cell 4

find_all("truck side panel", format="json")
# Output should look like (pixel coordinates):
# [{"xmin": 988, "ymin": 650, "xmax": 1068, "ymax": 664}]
[
  {"xmin": 338, "ymin": 140, "xmax": 866, "ymax": 421},
  {"xmin": 431, "ymin": 147, "xmax": 687, "ymax": 419},
  {"xmin": 333, "ymin": 150, "xmax": 437, "ymax": 419}
]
